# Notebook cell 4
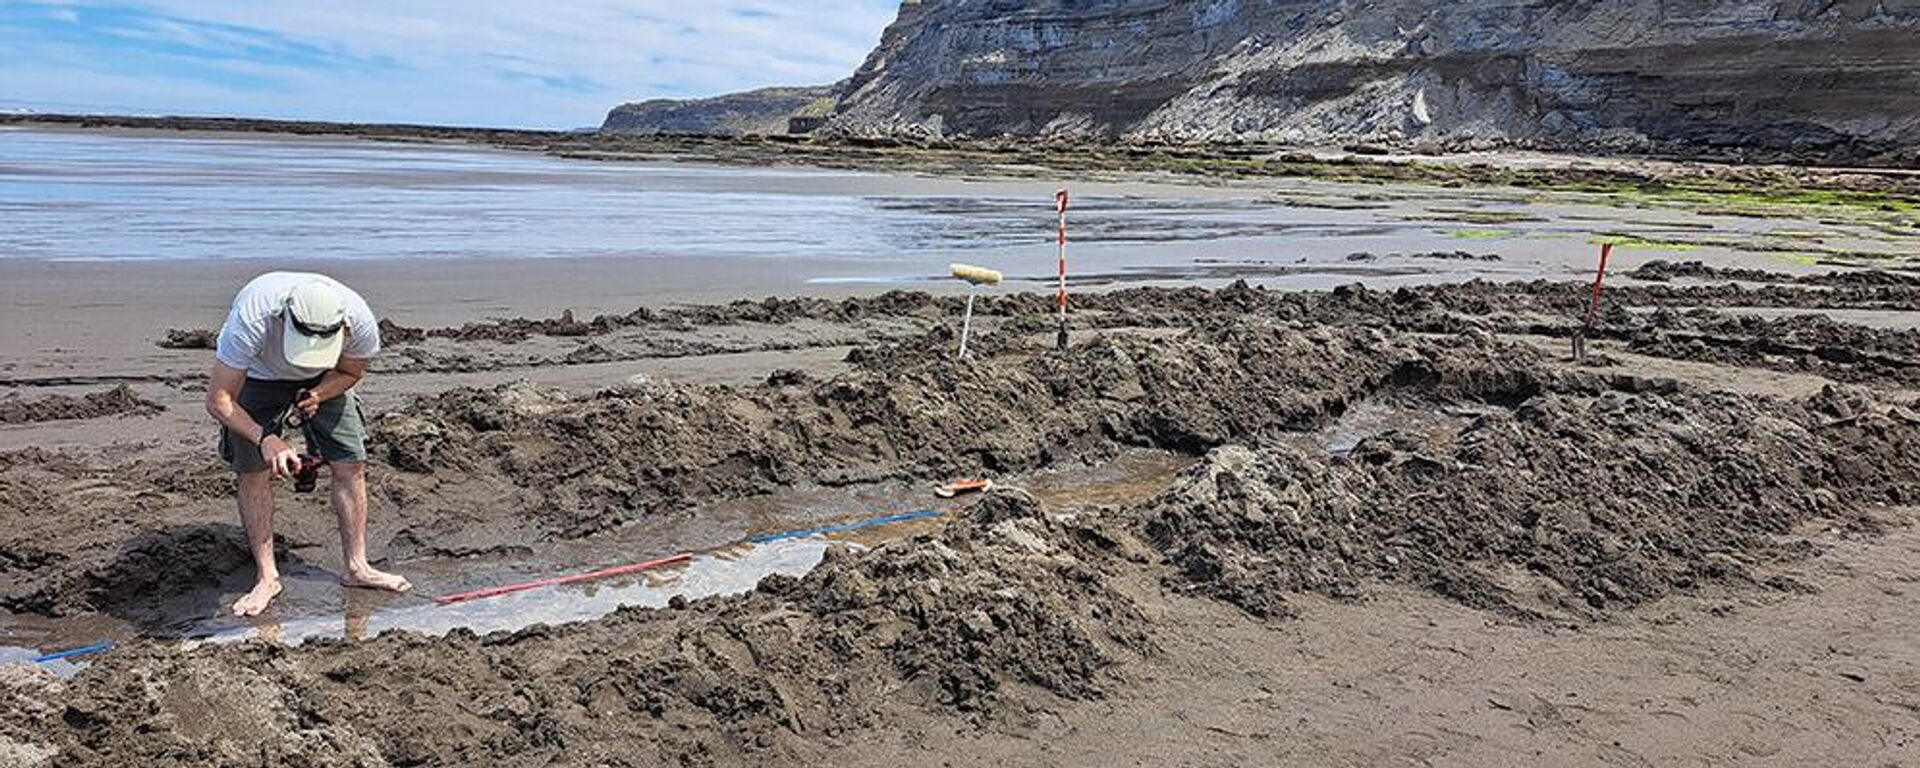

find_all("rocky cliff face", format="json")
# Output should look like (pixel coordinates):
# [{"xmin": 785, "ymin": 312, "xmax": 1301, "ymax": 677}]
[
  {"xmin": 821, "ymin": 0, "xmax": 1920, "ymax": 163},
  {"xmin": 602, "ymin": 86, "xmax": 833, "ymax": 136}
]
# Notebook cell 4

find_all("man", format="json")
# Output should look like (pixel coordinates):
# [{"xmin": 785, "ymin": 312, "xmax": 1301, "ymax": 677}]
[{"xmin": 204, "ymin": 272, "xmax": 410, "ymax": 616}]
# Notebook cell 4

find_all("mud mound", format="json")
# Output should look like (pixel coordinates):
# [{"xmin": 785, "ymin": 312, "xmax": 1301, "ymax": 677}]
[
  {"xmin": 1626, "ymin": 311, "xmax": 1920, "ymax": 387},
  {"xmin": 1408, "ymin": 250, "xmax": 1502, "ymax": 262},
  {"xmin": 82, "ymin": 524, "xmax": 298, "ymax": 628},
  {"xmin": 379, "ymin": 292, "xmax": 951, "ymax": 345},
  {"xmin": 15, "ymin": 491, "xmax": 1149, "ymax": 765},
  {"xmin": 0, "ymin": 385, "xmax": 163, "ymax": 424},
  {"xmin": 1154, "ymin": 280, "xmax": 1920, "ymax": 387},
  {"xmin": 1344, "ymin": 250, "xmax": 1501, "ymax": 263},
  {"xmin": 373, "ymin": 321, "xmax": 1540, "ymax": 545},
  {"xmin": 1632, "ymin": 260, "xmax": 1920, "ymax": 287},
  {"xmin": 0, "ymin": 446, "xmax": 247, "ymax": 616},
  {"xmin": 0, "ymin": 451, "xmax": 80, "ymax": 613},
  {"xmin": 0, "ymin": 666, "xmax": 64, "ymax": 767},
  {"xmin": 1145, "ymin": 384, "xmax": 1920, "ymax": 620},
  {"xmin": 1631, "ymin": 260, "xmax": 1805, "ymax": 284},
  {"xmin": 1057, "ymin": 279, "xmax": 1920, "ymax": 344},
  {"xmin": 154, "ymin": 329, "xmax": 217, "ymax": 350}
]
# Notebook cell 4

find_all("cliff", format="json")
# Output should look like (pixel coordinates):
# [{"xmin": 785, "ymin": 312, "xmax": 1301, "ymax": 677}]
[
  {"xmin": 601, "ymin": 86, "xmax": 834, "ymax": 136},
  {"xmin": 820, "ymin": 0, "xmax": 1920, "ymax": 164}
]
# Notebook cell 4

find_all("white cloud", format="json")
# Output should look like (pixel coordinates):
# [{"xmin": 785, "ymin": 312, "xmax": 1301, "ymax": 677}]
[{"xmin": 0, "ymin": 1, "xmax": 901, "ymax": 127}]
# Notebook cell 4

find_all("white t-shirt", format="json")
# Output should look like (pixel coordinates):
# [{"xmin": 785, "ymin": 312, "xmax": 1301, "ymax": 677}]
[{"xmin": 215, "ymin": 272, "xmax": 381, "ymax": 381}]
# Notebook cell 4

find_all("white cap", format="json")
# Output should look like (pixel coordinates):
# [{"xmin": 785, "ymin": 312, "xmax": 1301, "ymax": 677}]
[{"xmin": 281, "ymin": 280, "xmax": 347, "ymax": 368}]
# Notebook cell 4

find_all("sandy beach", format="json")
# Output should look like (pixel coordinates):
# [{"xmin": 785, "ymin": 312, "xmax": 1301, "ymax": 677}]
[
  {"xmin": 9, "ymin": 0, "xmax": 1920, "ymax": 762},
  {"xmin": 4, "ymin": 129, "xmax": 1920, "ymax": 766}
]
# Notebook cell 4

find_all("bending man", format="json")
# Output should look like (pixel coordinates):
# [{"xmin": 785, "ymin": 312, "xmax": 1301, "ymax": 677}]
[{"xmin": 204, "ymin": 272, "xmax": 410, "ymax": 616}]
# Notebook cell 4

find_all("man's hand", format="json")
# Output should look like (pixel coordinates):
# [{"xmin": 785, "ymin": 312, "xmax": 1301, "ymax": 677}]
[
  {"xmin": 260, "ymin": 434, "xmax": 300, "ymax": 478},
  {"xmin": 296, "ymin": 358, "xmax": 367, "ymax": 420},
  {"xmin": 294, "ymin": 391, "xmax": 322, "ymax": 419}
]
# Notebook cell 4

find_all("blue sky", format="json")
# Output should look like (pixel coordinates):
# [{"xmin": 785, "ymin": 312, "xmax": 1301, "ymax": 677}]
[{"xmin": 0, "ymin": 1, "xmax": 899, "ymax": 128}]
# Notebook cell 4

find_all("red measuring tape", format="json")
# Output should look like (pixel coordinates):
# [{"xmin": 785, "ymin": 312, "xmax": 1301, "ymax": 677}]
[{"xmin": 433, "ymin": 552, "xmax": 693, "ymax": 605}]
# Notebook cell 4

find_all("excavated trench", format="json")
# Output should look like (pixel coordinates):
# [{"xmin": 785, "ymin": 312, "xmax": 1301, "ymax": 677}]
[
  {"xmin": 2, "ymin": 402, "xmax": 1441, "ymax": 657},
  {"xmin": 4, "ymin": 277, "xmax": 1920, "ymax": 765}
]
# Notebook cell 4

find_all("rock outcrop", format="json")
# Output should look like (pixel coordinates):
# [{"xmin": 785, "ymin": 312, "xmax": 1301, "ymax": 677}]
[
  {"xmin": 601, "ymin": 85, "xmax": 834, "ymax": 136},
  {"xmin": 816, "ymin": 0, "xmax": 1920, "ymax": 164}
]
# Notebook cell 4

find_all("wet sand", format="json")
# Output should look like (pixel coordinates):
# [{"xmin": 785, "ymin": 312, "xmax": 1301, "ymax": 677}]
[
  {"xmin": 6, "ymin": 131, "xmax": 1920, "ymax": 766},
  {"xmin": 841, "ymin": 519, "xmax": 1920, "ymax": 767},
  {"xmin": 4, "ymin": 269, "xmax": 1920, "ymax": 763}
]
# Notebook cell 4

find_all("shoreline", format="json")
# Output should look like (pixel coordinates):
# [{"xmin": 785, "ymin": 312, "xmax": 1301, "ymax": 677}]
[
  {"xmin": 9, "ymin": 113, "xmax": 1920, "ymax": 206},
  {"xmin": 9, "ymin": 124, "xmax": 1917, "ymax": 408}
]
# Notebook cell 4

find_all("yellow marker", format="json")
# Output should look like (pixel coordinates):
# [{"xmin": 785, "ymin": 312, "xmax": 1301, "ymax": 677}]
[
  {"xmin": 949, "ymin": 263, "xmax": 1003, "ymax": 286},
  {"xmin": 949, "ymin": 263, "xmax": 1002, "ymax": 357}
]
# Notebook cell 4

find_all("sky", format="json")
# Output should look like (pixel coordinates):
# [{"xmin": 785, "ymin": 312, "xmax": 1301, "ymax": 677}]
[{"xmin": 0, "ymin": 1, "xmax": 900, "ymax": 128}]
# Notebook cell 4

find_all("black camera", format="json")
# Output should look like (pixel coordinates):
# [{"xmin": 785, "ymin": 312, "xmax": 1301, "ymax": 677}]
[{"xmin": 291, "ymin": 454, "xmax": 327, "ymax": 493}]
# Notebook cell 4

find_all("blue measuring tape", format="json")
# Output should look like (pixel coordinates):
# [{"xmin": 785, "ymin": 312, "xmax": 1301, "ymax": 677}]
[
  {"xmin": 747, "ymin": 509, "xmax": 943, "ymax": 544},
  {"xmin": 32, "ymin": 641, "xmax": 114, "ymax": 664}
]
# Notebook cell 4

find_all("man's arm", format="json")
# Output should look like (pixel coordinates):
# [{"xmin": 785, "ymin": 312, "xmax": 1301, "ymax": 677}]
[
  {"xmin": 206, "ymin": 363, "xmax": 299, "ymax": 477},
  {"xmin": 294, "ymin": 356, "xmax": 368, "ymax": 416}
]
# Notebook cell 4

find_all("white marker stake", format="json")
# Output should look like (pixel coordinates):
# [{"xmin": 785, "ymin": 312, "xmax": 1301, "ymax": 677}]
[{"xmin": 950, "ymin": 263, "xmax": 1003, "ymax": 359}]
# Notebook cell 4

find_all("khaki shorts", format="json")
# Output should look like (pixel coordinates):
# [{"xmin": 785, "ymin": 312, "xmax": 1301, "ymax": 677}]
[{"xmin": 220, "ymin": 376, "xmax": 369, "ymax": 474}]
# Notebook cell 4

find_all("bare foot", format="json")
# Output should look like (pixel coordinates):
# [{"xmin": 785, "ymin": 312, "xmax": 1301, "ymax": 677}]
[
  {"xmin": 342, "ymin": 566, "xmax": 412, "ymax": 594},
  {"xmin": 232, "ymin": 579, "xmax": 282, "ymax": 617}
]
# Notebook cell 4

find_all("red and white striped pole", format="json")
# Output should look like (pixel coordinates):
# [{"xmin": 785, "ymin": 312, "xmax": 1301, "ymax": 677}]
[
  {"xmin": 1055, "ymin": 188, "xmax": 1070, "ymax": 350},
  {"xmin": 1583, "ymin": 241, "xmax": 1614, "ymax": 330},
  {"xmin": 1574, "ymin": 242, "xmax": 1614, "ymax": 362}
]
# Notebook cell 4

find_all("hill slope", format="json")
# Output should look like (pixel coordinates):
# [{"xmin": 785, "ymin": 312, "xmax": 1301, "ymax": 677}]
[
  {"xmin": 817, "ymin": 0, "xmax": 1920, "ymax": 163},
  {"xmin": 602, "ymin": 86, "xmax": 833, "ymax": 136}
]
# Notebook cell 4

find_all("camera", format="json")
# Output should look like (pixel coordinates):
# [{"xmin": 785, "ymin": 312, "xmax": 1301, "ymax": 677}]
[{"xmin": 291, "ymin": 454, "xmax": 327, "ymax": 493}]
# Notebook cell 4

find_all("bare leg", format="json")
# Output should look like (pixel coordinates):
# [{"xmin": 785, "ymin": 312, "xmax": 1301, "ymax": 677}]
[
  {"xmin": 233, "ymin": 470, "xmax": 282, "ymax": 616},
  {"xmin": 330, "ymin": 461, "xmax": 410, "ymax": 593}
]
